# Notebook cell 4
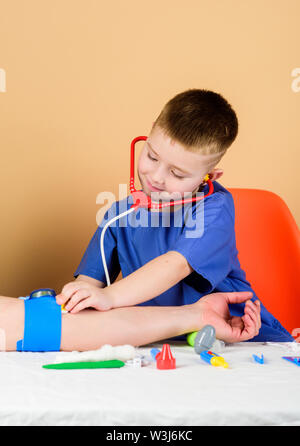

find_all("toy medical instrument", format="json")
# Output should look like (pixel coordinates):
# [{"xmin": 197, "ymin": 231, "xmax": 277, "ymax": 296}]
[
  {"xmin": 186, "ymin": 331, "xmax": 198, "ymax": 347},
  {"xmin": 187, "ymin": 325, "xmax": 225, "ymax": 353},
  {"xmin": 156, "ymin": 343, "xmax": 176, "ymax": 369},
  {"xmin": 282, "ymin": 356, "xmax": 300, "ymax": 367},
  {"xmin": 101, "ymin": 136, "xmax": 214, "ymax": 286},
  {"xmin": 43, "ymin": 359, "xmax": 125, "ymax": 370},
  {"xmin": 193, "ymin": 325, "xmax": 216, "ymax": 354},
  {"xmin": 200, "ymin": 350, "xmax": 229, "ymax": 368},
  {"xmin": 150, "ymin": 348, "xmax": 161, "ymax": 360},
  {"xmin": 125, "ymin": 357, "xmax": 142, "ymax": 367},
  {"xmin": 17, "ymin": 288, "xmax": 62, "ymax": 352},
  {"xmin": 253, "ymin": 354, "xmax": 264, "ymax": 364}
]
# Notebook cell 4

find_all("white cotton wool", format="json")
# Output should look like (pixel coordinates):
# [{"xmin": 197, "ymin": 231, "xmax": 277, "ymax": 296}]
[{"xmin": 54, "ymin": 344, "xmax": 136, "ymax": 364}]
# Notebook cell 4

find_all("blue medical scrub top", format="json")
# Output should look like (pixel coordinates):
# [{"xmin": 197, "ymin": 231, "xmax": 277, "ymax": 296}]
[{"xmin": 74, "ymin": 181, "xmax": 293, "ymax": 342}]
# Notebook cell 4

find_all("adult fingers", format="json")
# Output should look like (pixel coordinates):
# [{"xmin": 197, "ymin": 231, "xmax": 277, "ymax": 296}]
[
  {"xmin": 230, "ymin": 316, "xmax": 245, "ymax": 330},
  {"xmin": 245, "ymin": 300, "xmax": 261, "ymax": 334},
  {"xmin": 245, "ymin": 300, "xmax": 260, "ymax": 334},
  {"xmin": 222, "ymin": 291, "xmax": 253, "ymax": 305},
  {"xmin": 254, "ymin": 300, "xmax": 262, "ymax": 329},
  {"xmin": 239, "ymin": 313, "xmax": 257, "ymax": 341}
]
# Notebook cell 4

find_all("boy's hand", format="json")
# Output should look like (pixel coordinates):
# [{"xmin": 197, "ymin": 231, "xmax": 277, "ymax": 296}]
[
  {"xmin": 197, "ymin": 291, "xmax": 261, "ymax": 343},
  {"xmin": 56, "ymin": 281, "xmax": 113, "ymax": 313}
]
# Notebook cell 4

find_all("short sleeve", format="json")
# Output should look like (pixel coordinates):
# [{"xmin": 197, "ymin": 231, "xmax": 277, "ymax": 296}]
[
  {"xmin": 73, "ymin": 204, "xmax": 121, "ymax": 285},
  {"xmin": 169, "ymin": 192, "xmax": 235, "ymax": 294}
]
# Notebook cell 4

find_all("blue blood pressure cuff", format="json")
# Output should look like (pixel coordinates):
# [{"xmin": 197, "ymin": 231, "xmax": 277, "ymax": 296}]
[{"xmin": 17, "ymin": 288, "xmax": 62, "ymax": 352}]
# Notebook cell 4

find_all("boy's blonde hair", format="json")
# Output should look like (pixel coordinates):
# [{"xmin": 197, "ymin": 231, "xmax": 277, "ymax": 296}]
[{"xmin": 152, "ymin": 89, "xmax": 238, "ymax": 162}]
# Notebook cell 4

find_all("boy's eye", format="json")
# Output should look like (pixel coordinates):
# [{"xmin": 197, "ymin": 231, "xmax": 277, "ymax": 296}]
[
  {"xmin": 147, "ymin": 152, "xmax": 158, "ymax": 162},
  {"xmin": 171, "ymin": 171, "xmax": 185, "ymax": 179},
  {"xmin": 146, "ymin": 150, "xmax": 185, "ymax": 179}
]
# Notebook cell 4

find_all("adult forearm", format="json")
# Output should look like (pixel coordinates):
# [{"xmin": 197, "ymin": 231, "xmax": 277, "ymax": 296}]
[
  {"xmin": 106, "ymin": 251, "xmax": 192, "ymax": 308},
  {"xmin": 0, "ymin": 295, "xmax": 199, "ymax": 351}
]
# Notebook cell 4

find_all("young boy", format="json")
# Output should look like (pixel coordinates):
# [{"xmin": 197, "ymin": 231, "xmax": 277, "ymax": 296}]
[{"xmin": 56, "ymin": 89, "xmax": 293, "ymax": 343}]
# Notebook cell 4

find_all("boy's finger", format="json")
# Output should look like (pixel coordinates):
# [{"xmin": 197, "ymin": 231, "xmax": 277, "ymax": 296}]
[
  {"xmin": 56, "ymin": 282, "xmax": 84, "ymax": 304},
  {"xmin": 56, "ymin": 293, "xmax": 70, "ymax": 305},
  {"xmin": 55, "ymin": 293, "xmax": 64, "ymax": 304},
  {"xmin": 59, "ymin": 282, "xmax": 84, "ymax": 300},
  {"xmin": 70, "ymin": 296, "xmax": 95, "ymax": 314},
  {"xmin": 65, "ymin": 289, "xmax": 90, "ymax": 311}
]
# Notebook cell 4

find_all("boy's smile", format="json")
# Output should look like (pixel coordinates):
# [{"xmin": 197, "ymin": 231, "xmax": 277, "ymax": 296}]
[{"xmin": 137, "ymin": 125, "xmax": 224, "ymax": 204}]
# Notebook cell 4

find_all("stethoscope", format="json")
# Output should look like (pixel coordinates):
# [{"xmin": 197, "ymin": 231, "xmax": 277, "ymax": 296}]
[
  {"xmin": 129, "ymin": 136, "xmax": 214, "ymax": 210},
  {"xmin": 101, "ymin": 136, "xmax": 215, "ymax": 286}
]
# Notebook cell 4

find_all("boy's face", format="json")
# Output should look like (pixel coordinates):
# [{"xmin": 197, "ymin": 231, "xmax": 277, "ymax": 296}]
[{"xmin": 137, "ymin": 125, "xmax": 223, "ymax": 201}]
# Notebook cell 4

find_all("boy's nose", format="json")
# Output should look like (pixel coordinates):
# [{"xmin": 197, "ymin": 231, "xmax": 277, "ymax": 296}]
[
  {"xmin": 151, "ymin": 167, "xmax": 165, "ymax": 188},
  {"xmin": 150, "ymin": 174, "xmax": 165, "ymax": 189}
]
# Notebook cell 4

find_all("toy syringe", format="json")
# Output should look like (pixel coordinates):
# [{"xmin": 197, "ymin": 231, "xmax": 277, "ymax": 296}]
[{"xmin": 200, "ymin": 350, "xmax": 229, "ymax": 368}]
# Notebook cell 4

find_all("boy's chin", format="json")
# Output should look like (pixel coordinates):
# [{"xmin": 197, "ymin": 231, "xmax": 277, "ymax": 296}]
[
  {"xmin": 139, "ymin": 178, "xmax": 190, "ymax": 202},
  {"xmin": 146, "ymin": 190, "xmax": 184, "ymax": 202}
]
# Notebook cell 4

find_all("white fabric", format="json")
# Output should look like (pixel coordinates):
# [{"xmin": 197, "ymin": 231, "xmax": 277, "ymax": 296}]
[{"xmin": 0, "ymin": 341, "xmax": 300, "ymax": 426}]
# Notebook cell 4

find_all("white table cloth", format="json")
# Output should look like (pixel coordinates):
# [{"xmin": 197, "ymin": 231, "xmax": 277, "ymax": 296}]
[{"xmin": 0, "ymin": 341, "xmax": 299, "ymax": 426}]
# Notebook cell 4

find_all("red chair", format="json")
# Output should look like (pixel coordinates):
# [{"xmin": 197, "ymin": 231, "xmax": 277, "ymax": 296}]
[{"xmin": 228, "ymin": 188, "xmax": 300, "ymax": 336}]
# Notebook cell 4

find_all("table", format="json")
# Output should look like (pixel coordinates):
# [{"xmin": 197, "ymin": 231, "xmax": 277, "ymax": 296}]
[{"xmin": 0, "ymin": 341, "xmax": 299, "ymax": 426}]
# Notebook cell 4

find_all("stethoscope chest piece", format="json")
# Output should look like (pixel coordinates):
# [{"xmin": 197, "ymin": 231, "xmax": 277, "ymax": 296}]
[
  {"xmin": 29, "ymin": 288, "xmax": 56, "ymax": 299},
  {"xmin": 130, "ymin": 190, "xmax": 151, "ymax": 210}
]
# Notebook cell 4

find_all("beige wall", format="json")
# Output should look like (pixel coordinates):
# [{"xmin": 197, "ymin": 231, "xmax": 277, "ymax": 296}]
[{"xmin": 0, "ymin": 0, "xmax": 299, "ymax": 297}]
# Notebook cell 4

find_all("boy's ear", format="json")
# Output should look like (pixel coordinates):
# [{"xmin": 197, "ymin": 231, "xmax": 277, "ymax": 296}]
[{"xmin": 207, "ymin": 169, "xmax": 224, "ymax": 182}]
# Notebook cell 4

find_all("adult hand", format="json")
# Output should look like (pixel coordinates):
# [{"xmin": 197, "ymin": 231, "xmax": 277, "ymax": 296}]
[{"xmin": 195, "ymin": 291, "xmax": 261, "ymax": 343}]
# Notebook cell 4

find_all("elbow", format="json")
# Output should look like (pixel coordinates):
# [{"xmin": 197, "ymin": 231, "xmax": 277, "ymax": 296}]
[{"xmin": 166, "ymin": 250, "xmax": 194, "ymax": 279}]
